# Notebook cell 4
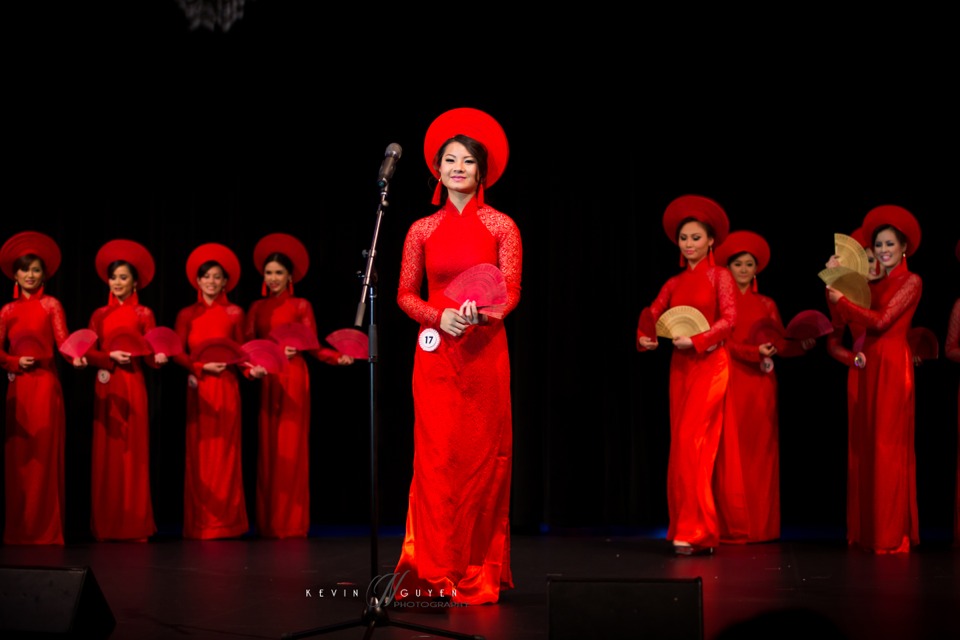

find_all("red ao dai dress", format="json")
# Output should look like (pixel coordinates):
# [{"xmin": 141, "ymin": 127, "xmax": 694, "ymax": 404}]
[
  {"xmin": 833, "ymin": 260, "xmax": 921, "ymax": 552},
  {"xmin": 638, "ymin": 261, "xmax": 737, "ymax": 550},
  {"xmin": 86, "ymin": 294, "xmax": 159, "ymax": 541},
  {"xmin": 946, "ymin": 298, "xmax": 960, "ymax": 545},
  {"xmin": 713, "ymin": 288, "xmax": 804, "ymax": 544},
  {"xmin": 0, "ymin": 291, "xmax": 70, "ymax": 544},
  {"xmin": 393, "ymin": 199, "xmax": 522, "ymax": 604},
  {"xmin": 174, "ymin": 296, "xmax": 249, "ymax": 539},
  {"xmin": 245, "ymin": 289, "xmax": 342, "ymax": 538}
]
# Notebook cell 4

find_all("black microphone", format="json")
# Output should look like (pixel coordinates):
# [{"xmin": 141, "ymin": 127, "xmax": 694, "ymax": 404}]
[{"xmin": 376, "ymin": 143, "xmax": 402, "ymax": 188}]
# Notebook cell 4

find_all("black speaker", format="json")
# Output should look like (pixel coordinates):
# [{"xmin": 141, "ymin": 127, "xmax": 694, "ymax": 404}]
[
  {"xmin": 547, "ymin": 576, "xmax": 703, "ymax": 640},
  {"xmin": 0, "ymin": 565, "xmax": 116, "ymax": 638}
]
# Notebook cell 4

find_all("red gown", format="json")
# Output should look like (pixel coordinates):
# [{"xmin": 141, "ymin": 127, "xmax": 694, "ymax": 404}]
[
  {"xmin": 393, "ymin": 199, "xmax": 521, "ymax": 604},
  {"xmin": 0, "ymin": 292, "xmax": 70, "ymax": 545},
  {"xmin": 638, "ymin": 260, "xmax": 737, "ymax": 549},
  {"xmin": 714, "ymin": 289, "xmax": 804, "ymax": 543},
  {"xmin": 174, "ymin": 296, "xmax": 249, "ymax": 540},
  {"xmin": 86, "ymin": 293, "xmax": 159, "ymax": 541},
  {"xmin": 826, "ymin": 294, "xmax": 869, "ymax": 545},
  {"xmin": 946, "ymin": 298, "xmax": 960, "ymax": 546},
  {"xmin": 245, "ymin": 290, "xmax": 341, "ymax": 538},
  {"xmin": 835, "ymin": 261, "xmax": 921, "ymax": 552}
]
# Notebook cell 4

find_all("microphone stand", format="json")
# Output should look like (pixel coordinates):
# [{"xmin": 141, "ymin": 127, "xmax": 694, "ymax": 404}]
[{"xmin": 281, "ymin": 180, "xmax": 483, "ymax": 640}]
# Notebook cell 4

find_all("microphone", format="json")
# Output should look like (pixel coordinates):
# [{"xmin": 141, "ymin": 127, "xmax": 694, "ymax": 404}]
[{"xmin": 376, "ymin": 143, "xmax": 402, "ymax": 188}]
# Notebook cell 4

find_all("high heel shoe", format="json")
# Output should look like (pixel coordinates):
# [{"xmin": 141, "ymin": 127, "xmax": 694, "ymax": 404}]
[{"xmin": 673, "ymin": 541, "xmax": 714, "ymax": 556}]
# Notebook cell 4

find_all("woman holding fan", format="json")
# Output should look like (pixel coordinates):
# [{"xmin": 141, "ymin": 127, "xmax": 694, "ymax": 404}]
[
  {"xmin": 946, "ymin": 239, "xmax": 960, "ymax": 546},
  {"xmin": 173, "ymin": 243, "xmax": 250, "ymax": 540},
  {"xmin": 245, "ymin": 233, "xmax": 353, "ymax": 539},
  {"xmin": 85, "ymin": 239, "xmax": 167, "ymax": 542},
  {"xmin": 0, "ymin": 231, "xmax": 73, "ymax": 545},
  {"xmin": 827, "ymin": 205, "xmax": 923, "ymax": 553},
  {"xmin": 712, "ymin": 230, "xmax": 811, "ymax": 544},
  {"xmin": 636, "ymin": 195, "xmax": 737, "ymax": 555},
  {"xmin": 392, "ymin": 107, "xmax": 522, "ymax": 604}
]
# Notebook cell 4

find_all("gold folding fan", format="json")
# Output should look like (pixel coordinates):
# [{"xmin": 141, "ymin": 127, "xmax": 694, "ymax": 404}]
[
  {"xmin": 834, "ymin": 233, "xmax": 870, "ymax": 278},
  {"xmin": 655, "ymin": 306, "xmax": 710, "ymax": 339},
  {"xmin": 818, "ymin": 266, "xmax": 871, "ymax": 309}
]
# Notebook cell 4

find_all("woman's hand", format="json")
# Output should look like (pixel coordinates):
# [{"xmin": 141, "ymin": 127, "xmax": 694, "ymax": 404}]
[
  {"xmin": 459, "ymin": 299, "xmax": 481, "ymax": 325},
  {"xmin": 245, "ymin": 363, "xmax": 268, "ymax": 379},
  {"xmin": 110, "ymin": 350, "xmax": 132, "ymax": 365},
  {"xmin": 154, "ymin": 353, "xmax": 168, "ymax": 366},
  {"xmin": 73, "ymin": 356, "xmax": 88, "ymax": 369},
  {"xmin": 337, "ymin": 354, "xmax": 355, "ymax": 365},
  {"xmin": 825, "ymin": 286, "xmax": 844, "ymax": 304},
  {"xmin": 440, "ymin": 308, "xmax": 470, "ymax": 337},
  {"xmin": 759, "ymin": 342, "xmax": 777, "ymax": 358},
  {"xmin": 18, "ymin": 356, "xmax": 36, "ymax": 371},
  {"xmin": 826, "ymin": 254, "xmax": 842, "ymax": 269},
  {"xmin": 284, "ymin": 346, "xmax": 297, "ymax": 360},
  {"xmin": 202, "ymin": 362, "xmax": 227, "ymax": 374},
  {"xmin": 673, "ymin": 336, "xmax": 694, "ymax": 350},
  {"xmin": 638, "ymin": 336, "xmax": 658, "ymax": 350}
]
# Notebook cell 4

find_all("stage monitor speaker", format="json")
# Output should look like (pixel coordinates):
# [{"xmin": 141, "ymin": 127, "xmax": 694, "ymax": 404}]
[
  {"xmin": 547, "ymin": 576, "xmax": 703, "ymax": 640},
  {"xmin": 0, "ymin": 565, "xmax": 116, "ymax": 638}
]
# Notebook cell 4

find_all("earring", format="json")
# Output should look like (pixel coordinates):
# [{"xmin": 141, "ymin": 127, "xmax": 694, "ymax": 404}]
[
  {"xmin": 13, "ymin": 282, "xmax": 19, "ymax": 299},
  {"xmin": 261, "ymin": 281, "xmax": 267, "ymax": 297},
  {"xmin": 752, "ymin": 275, "xmax": 758, "ymax": 293}
]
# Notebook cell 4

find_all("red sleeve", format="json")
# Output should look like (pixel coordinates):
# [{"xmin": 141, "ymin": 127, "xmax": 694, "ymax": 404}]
[
  {"xmin": 838, "ymin": 273, "xmax": 922, "ymax": 331},
  {"xmin": 691, "ymin": 267, "xmax": 736, "ymax": 353}
]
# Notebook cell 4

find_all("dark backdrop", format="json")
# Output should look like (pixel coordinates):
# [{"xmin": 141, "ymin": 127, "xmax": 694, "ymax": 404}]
[{"xmin": 4, "ymin": 3, "xmax": 958, "ymax": 541}]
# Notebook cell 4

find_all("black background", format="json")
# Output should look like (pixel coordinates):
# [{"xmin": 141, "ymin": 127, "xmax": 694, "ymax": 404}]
[{"xmin": 3, "ymin": 3, "xmax": 958, "ymax": 540}]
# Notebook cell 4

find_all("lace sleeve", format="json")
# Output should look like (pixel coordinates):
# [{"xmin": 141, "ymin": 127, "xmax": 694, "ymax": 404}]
[
  {"xmin": 0, "ymin": 303, "xmax": 15, "ymax": 371},
  {"xmin": 839, "ymin": 273, "xmax": 922, "ymax": 331},
  {"xmin": 824, "ymin": 293, "xmax": 856, "ymax": 367},
  {"xmin": 172, "ymin": 305, "xmax": 194, "ymax": 371},
  {"xmin": 947, "ymin": 298, "xmax": 960, "ymax": 363},
  {"xmin": 484, "ymin": 209, "xmax": 522, "ymax": 319},
  {"xmin": 397, "ymin": 216, "xmax": 442, "ymax": 326},
  {"xmin": 691, "ymin": 267, "xmax": 737, "ymax": 353},
  {"xmin": 85, "ymin": 307, "xmax": 113, "ymax": 371},
  {"xmin": 226, "ymin": 304, "xmax": 246, "ymax": 344}
]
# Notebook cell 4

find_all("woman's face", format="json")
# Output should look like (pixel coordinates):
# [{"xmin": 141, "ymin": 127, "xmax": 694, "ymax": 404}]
[
  {"xmin": 15, "ymin": 259, "xmax": 44, "ymax": 295},
  {"xmin": 874, "ymin": 229, "xmax": 905, "ymax": 273},
  {"xmin": 439, "ymin": 141, "xmax": 479, "ymax": 197},
  {"xmin": 678, "ymin": 221, "xmax": 713, "ymax": 267},
  {"xmin": 865, "ymin": 248, "xmax": 884, "ymax": 281},
  {"xmin": 728, "ymin": 253, "xmax": 757, "ymax": 289},
  {"xmin": 109, "ymin": 264, "xmax": 136, "ymax": 301},
  {"xmin": 198, "ymin": 265, "xmax": 227, "ymax": 300},
  {"xmin": 263, "ymin": 260, "xmax": 291, "ymax": 295}
]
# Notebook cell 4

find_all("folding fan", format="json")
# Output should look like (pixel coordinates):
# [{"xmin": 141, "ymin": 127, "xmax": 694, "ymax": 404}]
[
  {"xmin": 655, "ymin": 306, "xmax": 710, "ymax": 339},
  {"xmin": 103, "ymin": 327, "xmax": 152, "ymax": 356},
  {"xmin": 818, "ymin": 267, "xmax": 871, "ymax": 309},
  {"xmin": 192, "ymin": 337, "xmax": 246, "ymax": 364},
  {"xmin": 784, "ymin": 310, "xmax": 834, "ymax": 341},
  {"xmin": 444, "ymin": 263, "xmax": 508, "ymax": 309},
  {"xmin": 269, "ymin": 322, "xmax": 320, "ymax": 351},
  {"xmin": 834, "ymin": 233, "xmax": 870, "ymax": 278},
  {"xmin": 747, "ymin": 317, "xmax": 784, "ymax": 346},
  {"xmin": 59, "ymin": 329, "xmax": 99, "ymax": 359},
  {"xmin": 145, "ymin": 326, "xmax": 183, "ymax": 357},
  {"xmin": 325, "ymin": 328, "xmax": 369, "ymax": 360},
  {"xmin": 10, "ymin": 335, "xmax": 52, "ymax": 359},
  {"xmin": 241, "ymin": 339, "xmax": 289, "ymax": 374},
  {"xmin": 907, "ymin": 327, "xmax": 939, "ymax": 361}
]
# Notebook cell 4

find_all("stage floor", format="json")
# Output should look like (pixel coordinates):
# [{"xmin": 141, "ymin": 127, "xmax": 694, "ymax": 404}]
[{"xmin": 1, "ymin": 530, "xmax": 957, "ymax": 639}]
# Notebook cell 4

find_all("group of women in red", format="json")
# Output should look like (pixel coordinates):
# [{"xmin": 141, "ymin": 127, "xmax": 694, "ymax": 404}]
[
  {"xmin": 637, "ymin": 196, "xmax": 956, "ymax": 556},
  {"xmin": 0, "ymin": 231, "xmax": 354, "ymax": 546}
]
